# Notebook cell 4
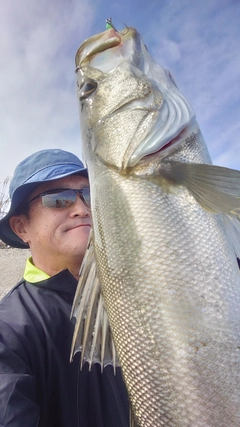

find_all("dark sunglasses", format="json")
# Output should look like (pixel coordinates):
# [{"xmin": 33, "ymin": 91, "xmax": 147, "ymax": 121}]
[{"xmin": 25, "ymin": 188, "xmax": 91, "ymax": 209}]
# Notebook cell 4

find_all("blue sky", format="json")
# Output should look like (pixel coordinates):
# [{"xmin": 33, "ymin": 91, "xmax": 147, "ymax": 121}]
[{"xmin": 0, "ymin": 0, "xmax": 239, "ymax": 188}]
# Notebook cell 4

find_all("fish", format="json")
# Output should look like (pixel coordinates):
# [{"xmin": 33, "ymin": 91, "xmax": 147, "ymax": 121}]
[{"xmin": 71, "ymin": 24, "xmax": 240, "ymax": 427}]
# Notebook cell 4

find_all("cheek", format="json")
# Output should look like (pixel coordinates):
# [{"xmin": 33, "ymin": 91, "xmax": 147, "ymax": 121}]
[
  {"xmin": 33, "ymin": 212, "xmax": 61, "ymax": 242},
  {"xmin": 34, "ymin": 223, "xmax": 50, "ymax": 244}
]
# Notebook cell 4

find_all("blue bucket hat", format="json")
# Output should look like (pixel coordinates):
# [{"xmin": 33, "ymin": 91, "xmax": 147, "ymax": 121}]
[{"xmin": 0, "ymin": 149, "xmax": 88, "ymax": 249}]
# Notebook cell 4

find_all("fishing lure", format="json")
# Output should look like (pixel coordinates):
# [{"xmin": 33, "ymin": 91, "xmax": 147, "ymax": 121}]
[{"xmin": 106, "ymin": 18, "xmax": 117, "ymax": 31}]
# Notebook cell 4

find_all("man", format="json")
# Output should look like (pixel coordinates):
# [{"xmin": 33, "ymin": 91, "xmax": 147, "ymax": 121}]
[{"xmin": 0, "ymin": 149, "xmax": 129, "ymax": 427}]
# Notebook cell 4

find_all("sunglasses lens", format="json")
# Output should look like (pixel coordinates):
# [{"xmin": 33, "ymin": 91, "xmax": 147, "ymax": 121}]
[
  {"xmin": 42, "ymin": 190, "xmax": 76, "ymax": 208},
  {"xmin": 81, "ymin": 188, "xmax": 91, "ymax": 206},
  {"xmin": 41, "ymin": 188, "xmax": 91, "ymax": 208}
]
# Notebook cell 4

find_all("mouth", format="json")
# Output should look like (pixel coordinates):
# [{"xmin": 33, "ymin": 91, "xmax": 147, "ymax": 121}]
[
  {"xmin": 66, "ymin": 223, "xmax": 92, "ymax": 232},
  {"xmin": 75, "ymin": 25, "xmax": 139, "ymax": 69},
  {"xmin": 75, "ymin": 28, "xmax": 122, "ymax": 68}
]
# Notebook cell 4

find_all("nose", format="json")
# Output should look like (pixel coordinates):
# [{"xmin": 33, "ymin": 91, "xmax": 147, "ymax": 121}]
[{"xmin": 69, "ymin": 195, "xmax": 91, "ymax": 218}]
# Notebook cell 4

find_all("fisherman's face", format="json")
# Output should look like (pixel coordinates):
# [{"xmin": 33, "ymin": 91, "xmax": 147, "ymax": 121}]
[{"xmin": 13, "ymin": 175, "xmax": 92, "ymax": 277}]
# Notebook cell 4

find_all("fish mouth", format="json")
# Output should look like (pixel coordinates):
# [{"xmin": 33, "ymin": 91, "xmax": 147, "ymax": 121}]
[
  {"xmin": 75, "ymin": 27, "xmax": 137, "ymax": 69},
  {"xmin": 75, "ymin": 28, "xmax": 121, "ymax": 68}
]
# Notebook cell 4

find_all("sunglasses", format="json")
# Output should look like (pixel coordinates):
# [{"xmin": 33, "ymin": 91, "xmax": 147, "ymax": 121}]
[{"xmin": 25, "ymin": 188, "xmax": 91, "ymax": 209}]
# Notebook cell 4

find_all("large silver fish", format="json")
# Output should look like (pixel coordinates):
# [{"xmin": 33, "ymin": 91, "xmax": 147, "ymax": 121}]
[{"xmin": 71, "ymin": 24, "xmax": 240, "ymax": 426}]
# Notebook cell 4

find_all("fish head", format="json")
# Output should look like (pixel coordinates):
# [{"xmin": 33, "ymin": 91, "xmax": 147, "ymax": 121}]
[{"xmin": 76, "ymin": 27, "xmax": 195, "ymax": 171}]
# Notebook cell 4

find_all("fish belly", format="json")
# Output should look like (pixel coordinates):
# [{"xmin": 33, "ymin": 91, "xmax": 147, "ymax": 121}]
[{"xmin": 91, "ymin": 166, "xmax": 240, "ymax": 427}]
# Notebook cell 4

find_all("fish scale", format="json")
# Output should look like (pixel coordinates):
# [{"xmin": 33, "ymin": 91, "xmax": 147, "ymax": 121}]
[
  {"xmin": 71, "ymin": 25, "xmax": 240, "ymax": 426},
  {"xmin": 90, "ymin": 167, "xmax": 240, "ymax": 426}
]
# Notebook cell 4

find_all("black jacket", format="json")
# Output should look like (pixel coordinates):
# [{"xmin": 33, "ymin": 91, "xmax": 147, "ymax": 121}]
[{"xmin": 0, "ymin": 270, "xmax": 129, "ymax": 427}]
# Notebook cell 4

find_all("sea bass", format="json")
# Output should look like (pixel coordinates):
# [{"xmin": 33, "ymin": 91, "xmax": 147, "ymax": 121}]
[{"xmin": 71, "ymin": 24, "xmax": 240, "ymax": 426}]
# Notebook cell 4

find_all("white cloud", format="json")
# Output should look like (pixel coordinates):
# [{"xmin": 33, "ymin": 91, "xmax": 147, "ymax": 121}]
[
  {"xmin": 0, "ymin": 0, "xmax": 239, "ymax": 192},
  {"xmin": 0, "ymin": 0, "xmax": 95, "ymax": 184}
]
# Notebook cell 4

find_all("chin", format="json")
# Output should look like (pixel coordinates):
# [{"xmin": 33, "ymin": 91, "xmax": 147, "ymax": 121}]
[
  {"xmin": 67, "ymin": 241, "xmax": 89, "ymax": 258},
  {"xmin": 63, "ymin": 228, "xmax": 90, "ymax": 256}
]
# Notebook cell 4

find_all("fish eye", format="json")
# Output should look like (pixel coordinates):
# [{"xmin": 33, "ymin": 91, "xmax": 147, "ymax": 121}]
[{"xmin": 79, "ymin": 78, "xmax": 98, "ymax": 101}]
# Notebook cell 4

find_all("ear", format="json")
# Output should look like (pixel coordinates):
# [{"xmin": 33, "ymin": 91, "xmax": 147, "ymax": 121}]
[{"xmin": 9, "ymin": 215, "xmax": 31, "ymax": 245}]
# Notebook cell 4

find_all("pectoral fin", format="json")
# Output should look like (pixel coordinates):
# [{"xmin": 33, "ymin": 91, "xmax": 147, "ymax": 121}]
[
  {"xmin": 70, "ymin": 230, "xmax": 119, "ymax": 370},
  {"xmin": 161, "ymin": 161, "xmax": 240, "ymax": 260},
  {"xmin": 162, "ymin": 161, "xmax": 240, "ymax": 214}
]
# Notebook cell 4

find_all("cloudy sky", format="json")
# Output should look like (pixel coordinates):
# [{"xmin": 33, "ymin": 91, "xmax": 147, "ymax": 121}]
[{"xmin": 0, "ymin": 0, "xmax": 239, "ymax": 190}]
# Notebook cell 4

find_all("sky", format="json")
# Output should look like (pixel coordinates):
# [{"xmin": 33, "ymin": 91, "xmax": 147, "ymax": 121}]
[{"xmin": 0, "ymin": 0, "xmax": 239, "ymax": 195}]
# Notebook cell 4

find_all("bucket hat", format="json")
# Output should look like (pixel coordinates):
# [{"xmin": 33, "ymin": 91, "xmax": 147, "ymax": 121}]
[{"xmin": 0, "ymin": 149, "xmax": 88, "ymax": 248}]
